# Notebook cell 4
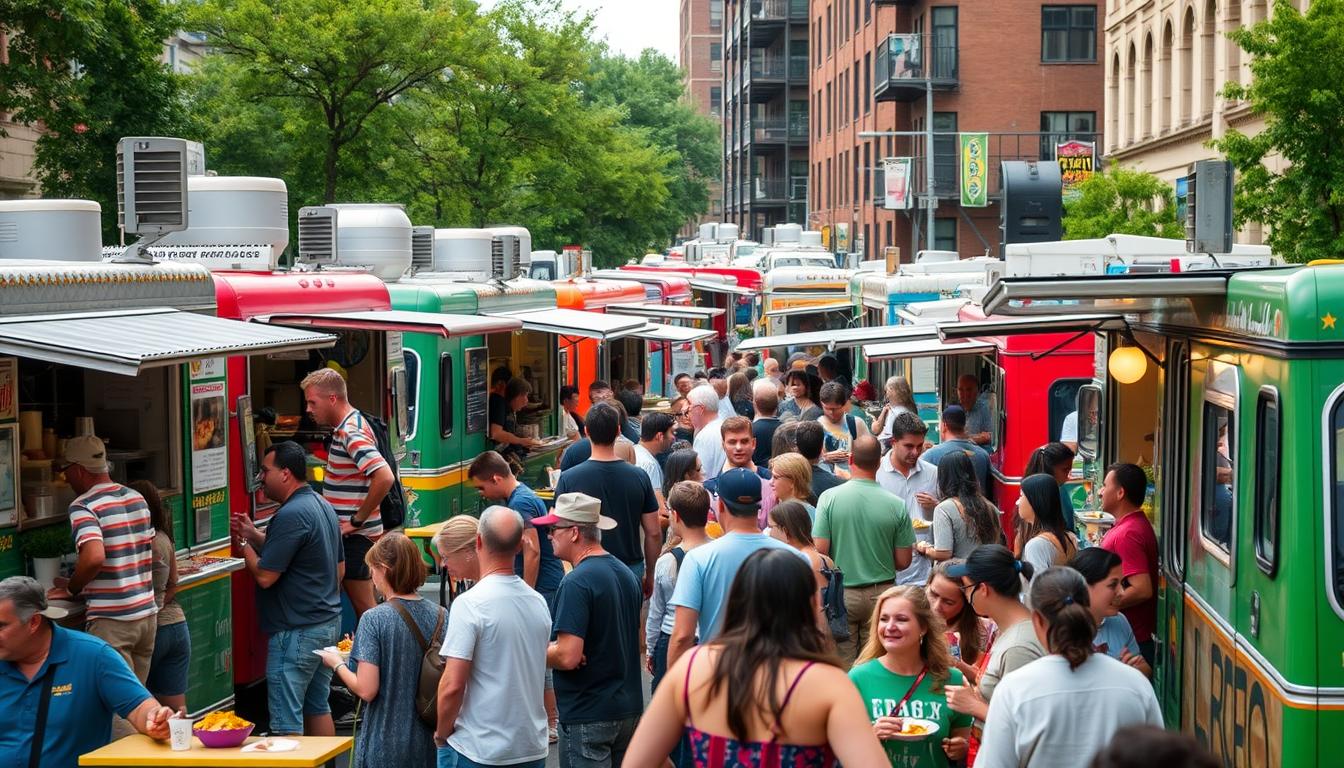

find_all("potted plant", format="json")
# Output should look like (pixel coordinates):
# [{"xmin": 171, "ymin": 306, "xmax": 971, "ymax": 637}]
[{"xmin": 19, "ymin": 524, "xmax": 74, "ymax": 588}]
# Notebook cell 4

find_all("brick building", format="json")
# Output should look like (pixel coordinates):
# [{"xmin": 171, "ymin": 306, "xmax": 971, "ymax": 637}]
[
  {"xmin": 680, "ymin": 0, "xmax": 727, "ymax": 238},
  {"xmin": 809, "ymin": 0, "xmax": 1104, "ymax": 260},
  {"xmin": 721, "ymin": 0, "xmax": 811, "ymax": 238}
]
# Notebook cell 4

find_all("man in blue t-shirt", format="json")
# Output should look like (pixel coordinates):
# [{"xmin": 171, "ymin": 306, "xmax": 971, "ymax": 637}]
[
  {"xmin": 0, "ymin": 576, "xmax": 174, "ymax": 768},
  {"xmin": 540, "ymin": 492, "xmax": 643, "ymax": 767},
  {"xmin": 667, "ymin": 468, "xmax": 800, "ymax": 667},
  {"xmin": 467, "ymin": 450, "xmax": 564, "ymax": 607},
  {"xmin": 921, "ymin": 405, "xmax": 992, "ymax": 493}
]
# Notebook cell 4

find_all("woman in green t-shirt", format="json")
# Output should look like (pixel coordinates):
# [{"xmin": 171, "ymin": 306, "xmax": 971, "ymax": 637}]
[{"xmin": 848, "ymin": 585, "xmax": 973, "ymax": 768}]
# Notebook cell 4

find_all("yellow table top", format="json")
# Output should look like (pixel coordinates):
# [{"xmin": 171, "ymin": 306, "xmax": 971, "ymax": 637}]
[
  {"xmin": 403, "ymin": 520, "xmax": 446, "ymax": 540},
  {"xmin": 79, "ymin": 735, "xmax": 352, "ymax": 767},
  {"xmin": 535, "ymin": 489, "xmax": 555, "ymax": 500}
]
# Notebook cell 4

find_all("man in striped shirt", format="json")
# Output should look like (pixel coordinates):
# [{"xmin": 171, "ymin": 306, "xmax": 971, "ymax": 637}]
[
  {"xmin": 301, "ymin": 368, "xmax": 394, "ymax": 618},
  {"xmin": 45, "ymin": 435, "xmax": 158, "ymax": 682}
]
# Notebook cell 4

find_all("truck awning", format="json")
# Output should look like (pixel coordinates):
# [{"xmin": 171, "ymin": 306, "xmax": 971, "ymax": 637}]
[
  {"xmin": 258, "ymin": 309, "xmax": 523, "ymax": 337},
  {"xmin": 763, "ymin": 301, "xmax": 854, "ymax": 319},
  {"xmin": 735, "ymin": 324, "xmax": 938, "ymax": 352},
  {"xmin": 864, "ymin": 337, "xmax": 997, "ymax": 361},
  {"xmin": 605, "ymin": 303, "xmax": 725, "ymax": 321},
  {"xmin": 626, "ymin": 323, "xmax": 718, "ymax": 343},
  {"xmin": 0, "ymin": 308, "xmax": 336, "ymax": 376},
  {"xmin": 982, "ymin": 273, "xmax": 1232, "ymax": 316},
  {"xmin": 689, "ymin": 278, "xmax": 754, "ymax": 296},
  {"xmin": 490, "ymin": 308, "xmax": 646, "ymax": 341},
  {"xmin": 937, "ymin": 313, "xmax": 1128, "ymax": 340}
]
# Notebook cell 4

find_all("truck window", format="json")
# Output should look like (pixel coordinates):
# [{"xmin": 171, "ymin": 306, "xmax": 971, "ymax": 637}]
[
  {"xmin": 1200, "ymin": 402, "xmax": 1235, "ymax": 552},
  {"xmin": 1329, "ymin": 395, "xmax": 1344, "ymax": 614},
  {"xmin": 402, "ymin": 350, "xmax": 420, "ymax": 441},
  {"xmin": 529, "ymin": 263, "xmax": 555, "ymax": 280},
  {"xmin": 1047, "ymin": 378, "xmax": 1089, "ymax": 444},
  {"xmin": 1253, "ymin": 387, "xmax": 1280, "ymax": 576}
]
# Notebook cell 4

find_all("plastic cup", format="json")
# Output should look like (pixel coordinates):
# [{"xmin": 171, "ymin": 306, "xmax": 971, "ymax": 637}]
[{"xmin": 168, "ymin": 717, "xmax": 193, "ymax": 751}]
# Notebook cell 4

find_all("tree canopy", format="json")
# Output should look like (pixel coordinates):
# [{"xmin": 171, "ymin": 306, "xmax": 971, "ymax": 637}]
[
  {"xmin": 1213, "ymin": 0, "xmax": 1344, "ymax": 263},
  {"xmin": 1062, "ymin": 166, "xmax": 1183, "ymax": 240}
]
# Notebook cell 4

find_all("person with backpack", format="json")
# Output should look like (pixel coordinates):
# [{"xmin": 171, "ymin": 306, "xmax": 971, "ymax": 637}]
[
  {"xmin": 768, "ymin": 500, "xmax": 847, "ymax": 646},
  {"xmin": 432, "ymin": 506, "xmax": 551, "ymax": 768},
  {"xmin": 300, "ymin": 368, "xmax": 395, "ymax": 619},
  {"xmin": 317, "ymin": 532, "xmax": 446, "ymax": 768},
  {"xmin": 817, "ymin": 380, "xmax": 870, "ymax": 476}
]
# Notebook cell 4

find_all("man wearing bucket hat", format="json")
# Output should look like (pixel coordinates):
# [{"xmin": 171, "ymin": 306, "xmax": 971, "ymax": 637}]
[
  {"xmin": 47, "ymin": 435, "xmax": 158, "ymax": 684},
  {"xmin": 542, "ymin": 493, "xmax": 643, "ymax": 767},
  {"xmin": 666, "ymin": 468, "xmax": 801, "ymax": 668},
  {"xmin": 0, "ymin": 576, "xmax": 175, "ymax": 767}
]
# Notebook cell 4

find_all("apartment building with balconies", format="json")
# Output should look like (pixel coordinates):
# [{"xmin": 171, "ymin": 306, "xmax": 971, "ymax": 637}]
[
  {"xmin": 722, "ymin": 0, "xmax": 811, "ymax": 237},
  {"xmin": 681, "ymin": 0, "xmax": 727, "ymax": 237},
  {"xmin": 810, "ymin": 0, "xmax": 1104, "ymax": 260}
]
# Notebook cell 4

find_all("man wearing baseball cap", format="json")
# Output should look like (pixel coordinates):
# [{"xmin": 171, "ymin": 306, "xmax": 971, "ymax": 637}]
[
  {"xmin": 47, "ymin": 435, "xmax": 158, "ymax": 684},
  {"xmin": 542, "ymin": 493, "xmax": 644, "ymax": 765},
  {"xmin": 666, "ymin": 468, "xmax": 801, "ymax": 667},
  {"xmin": 0, "ymin": 576, "xmax": 175, "ymax": 766}
]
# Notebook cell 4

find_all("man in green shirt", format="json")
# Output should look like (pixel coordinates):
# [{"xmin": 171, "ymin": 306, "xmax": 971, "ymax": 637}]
[{"xmin": 814, "ymin": 435, "xmax": 915, "ymax": 664}]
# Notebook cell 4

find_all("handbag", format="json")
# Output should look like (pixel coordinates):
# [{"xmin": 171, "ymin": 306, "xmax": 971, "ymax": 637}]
[
  {"xmin": 819, "ymin": 555, "xmax": 850, "ymax": 642},
  {"xmin": 391, "ymin": 599, "xmax": 447, "ymax": 729}
]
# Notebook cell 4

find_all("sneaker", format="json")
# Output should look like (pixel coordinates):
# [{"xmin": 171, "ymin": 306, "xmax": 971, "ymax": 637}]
[{"xmin": 548, "ymin": 725, "xmax": 558, "ymax": 744}]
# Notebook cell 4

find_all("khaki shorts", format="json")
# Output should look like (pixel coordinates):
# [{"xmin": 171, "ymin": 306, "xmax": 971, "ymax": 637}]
[{"xmin": 87, "ymin": 615, "xmax": 157, "ymax": 683}]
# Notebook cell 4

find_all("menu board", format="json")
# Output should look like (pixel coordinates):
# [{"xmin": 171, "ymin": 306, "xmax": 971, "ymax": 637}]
[{"xmin": 465, "ymin": 347, "xmax": 488, "ymax": 435}]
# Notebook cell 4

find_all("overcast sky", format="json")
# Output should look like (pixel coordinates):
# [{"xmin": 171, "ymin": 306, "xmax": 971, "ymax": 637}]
[{"xmin": 481, "ymin": 0, "xmax": 682, "ymax": 62}]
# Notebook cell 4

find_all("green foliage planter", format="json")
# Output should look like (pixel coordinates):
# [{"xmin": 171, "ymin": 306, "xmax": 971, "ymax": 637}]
[{"xmin": 19, "ymin": 524, "xmax": 74, "ymax": 560}]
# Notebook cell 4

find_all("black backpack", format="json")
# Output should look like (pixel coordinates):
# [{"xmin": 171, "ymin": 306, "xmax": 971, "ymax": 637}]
[{"xmin": 359, "ymin": 411, "xmax": 407, "ymax": 531}]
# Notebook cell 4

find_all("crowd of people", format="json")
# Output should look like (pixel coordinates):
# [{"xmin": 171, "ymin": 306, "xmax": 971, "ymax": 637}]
[{"xmin": 0, "ymin": 352, "xmax": 1211, "ymax": 768}]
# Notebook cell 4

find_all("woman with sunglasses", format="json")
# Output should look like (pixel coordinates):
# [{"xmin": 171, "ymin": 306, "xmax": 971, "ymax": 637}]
[
  {"xmin": 941, "ymin": 545, "xmax": 1044, "ymax": 766},
  {"xmin": 669, "ymin": 396, "xmax": 694, "ymax": 443}
]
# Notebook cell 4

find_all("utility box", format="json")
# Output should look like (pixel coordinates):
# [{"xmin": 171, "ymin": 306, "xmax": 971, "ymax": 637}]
[
  {"xmin": 1185, "ymin": 159, "xmax": 1234, "ymax": 254},
  {"xmin": 1000, "ymin": 161, "xmax": 1063, "ymax": 254}
]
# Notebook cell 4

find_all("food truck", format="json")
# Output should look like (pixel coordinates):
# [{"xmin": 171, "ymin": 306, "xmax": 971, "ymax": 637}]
[
  {"xmin": 0, "ymin": 170, "xmax": 337, "ymax": 717},
  {"xmin": 551, "ymin": 277, "xmax": 650, "ymax": 408},
  {"xmin": 622, "ymin": 263, "xmax": 763, "ymax": 357},
  {"xmin": 592, "ymin": 272, "xmax": 723, "ymax": 397},
  {"xmin": 759, "ymin": 266, "xmax": 854, "ymax": 340},
  {"xmin": 968, "ymin": 248, "xmax": 1344, "ymax": 767}
]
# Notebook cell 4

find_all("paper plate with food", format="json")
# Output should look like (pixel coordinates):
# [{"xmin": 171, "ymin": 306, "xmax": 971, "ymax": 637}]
[{"xmin": 891, "ymin": 718, "xmax": 939, "ymax": 742}]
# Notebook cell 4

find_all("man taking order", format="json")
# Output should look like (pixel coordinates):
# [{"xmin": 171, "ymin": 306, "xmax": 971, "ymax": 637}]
[
  {"xmin": 541, "ymin": 493, "xmax": 644, "ymax": 767},
  {"xmin": 814, "ymin": 435, "xmax": 915, "ymax": 665},
  {"xmin": 233, "ymin": 441, "xmax": 345, "ymax": 736},
  {"xmin": 45, "ymin": 435, "xmax": 158, "ymax": 682},
  {"xmin": 0, "ymin": 576, "xmax": 175, "ymax": 768},
  {"xmin": 957, "ymin": 374, "xmax": 994, "ymax": 447},
  {"xmin": 301, "ymin": 367, "xmax": 393, "ymax": 618}
]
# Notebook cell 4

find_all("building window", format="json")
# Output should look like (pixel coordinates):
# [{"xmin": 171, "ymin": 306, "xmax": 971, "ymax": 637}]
[
  {"xmin": 1039, "ymin": 111, "xmax": 1096, "ymax": 156},
  {"xmin": 865, "ymin": 0, "xmax": 872, "ymax": 24},
  {"xmin": 710, "ymin": 87, "xmax": 722, "ymax": 117},
  {"xmin": 710, "ymin": 0, "xmax": 723, "ymax": 31},
  {"xmin": 854, "ymin": 0, "xmax": 861, "ymax": 33},
  {"xmin": 827, "ymin": 5, "xmax": 833, "ymax": 57},
  {"xmin": 852, "ymin": 65, "xmax": 859, "ymax": 121},
  {"xmin": 933, "ymin": 219, "xmax": 957, "ymax": 251},
  {"xmin": 863, "ymin": 143, "xmax": 871, "ymax": 201},
  {"xmin": 1042, "ymin": 5, "xmax": 1097, "ymax": 62},
  {"xmin": 710, "ymin": 43, "xmax": 721, "ymax": 72},
  {"xmin": 931, "ymin": 112, "xmax": 958, "ymax": 197},
  {"xmin": 864, "ymin": 52, "xmax": 871, "ymax": 114}
]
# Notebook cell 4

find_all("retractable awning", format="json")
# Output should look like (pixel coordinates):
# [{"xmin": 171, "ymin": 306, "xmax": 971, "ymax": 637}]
[
  {"xmin": 895, "ymin": 298, "xmax": 972, "ymax": 325},
  {"xmin": 689, "ymin": 278, "xmax": 754, "ymax": 296},
  {"xmin": 735, "ymin": 324, "xmax": 939, "ymax": 352},
  {"xmin": 763, "ymin": 301, "xmax": 854, "ymax": 319},
  {"xmin": 982, "ymin": 272, "xmax": 1232, "ymax": 316},
  {"xmin": 605, "ymin": 303, "xmax": 725, "ymax": 321},
  {"xmin": 490, "ymin": 308, "xmax": 646, "ymax": 341},
  {"xmin": 0, "ymin": 308, "xmax": 336, "ymax": 376},
  {"xmin": 864, "ymin": 337, "xmax": 997, "ymax": 361},
  {"xmin": 626, "ymin": 323, "xmax": 717, "ymax": 343},
  {"xmin": 259, "ymin": 309, "xmax": 523, "ymax": 337},
  {"xmin": 937, "ymin": 313, "xmax": 1127, "ymax": 340}
]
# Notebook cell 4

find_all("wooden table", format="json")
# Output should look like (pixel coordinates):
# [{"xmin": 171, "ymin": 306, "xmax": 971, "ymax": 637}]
[{"xmin": 79, "ymin": 735, "xmax": 351, "ymax": 767}]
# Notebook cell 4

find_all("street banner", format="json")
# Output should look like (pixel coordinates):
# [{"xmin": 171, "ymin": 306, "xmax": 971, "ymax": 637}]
[
  {"xmin": 959, "ymin": 133, "xmax": 989, "ymax": 207},
  {"xmin": 883, "ymin": 157, "xmax": 913, "ymax": 210},
  {"xmin": 1056, "ymin": 140, "xmax": 1096, "ymax": 203}
]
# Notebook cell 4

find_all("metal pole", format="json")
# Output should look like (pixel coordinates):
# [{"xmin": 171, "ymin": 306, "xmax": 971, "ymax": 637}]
[{"xmin": 924, "ymin": 82, "xmax": 935, "ymax": 253}]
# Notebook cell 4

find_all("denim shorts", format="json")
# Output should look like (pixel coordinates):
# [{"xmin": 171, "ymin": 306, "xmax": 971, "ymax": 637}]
[
  {"xmin": 558, "ymin": 717, "xmax": 639, "ymax": 768},
  {"xmin": 266, "ymin": 618, "xmax": 340, "ymax": 734},
  {"xmin": 146, "ymin": 621, "xmax": 192, "ymax": 697},
  {"xmin": 437, "ymin": 744, "xmax": 545, "ymax": 768}
]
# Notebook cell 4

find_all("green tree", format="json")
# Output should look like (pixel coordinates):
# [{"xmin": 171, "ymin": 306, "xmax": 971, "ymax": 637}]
[
  {"xmin": 1062, "ymin": 166, "xmax": 1183, "ymax": 240},
  {"xmin": 1214, "ymin": 0, "xmax": 1344, "ymax": 263},
  {"xmin": 0, "ymin": 0, "xmax": 187, "ymax": 239},
  {"xmin": 191, "ymin": 0, "xmax": 464, "ymax": 203}
]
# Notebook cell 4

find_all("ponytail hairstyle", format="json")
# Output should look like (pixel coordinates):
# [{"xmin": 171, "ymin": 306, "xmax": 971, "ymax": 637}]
[
  {"xmin": 1029, "ymin": 566, "xmax": 1097, "ymax": 670},
  {"xmin": 959, "ymin": 544, "xmax": 1034, "ymax": 601}
]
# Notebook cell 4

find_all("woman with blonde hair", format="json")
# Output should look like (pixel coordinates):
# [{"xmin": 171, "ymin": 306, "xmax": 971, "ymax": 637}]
[
  {"xmin": 873, "ymin": 376, "xmax": 918, "ymax": 446},
  {"xmin": 769, "ymin": 451, "xmax": 817, "ymax": 519},
  {"xmin": 317, "ymin": 532, "xmax": 445, "ymax": 768},
  {"xmin": 848, "ymin": 585, "xmax": 973, "ymax": 768}
]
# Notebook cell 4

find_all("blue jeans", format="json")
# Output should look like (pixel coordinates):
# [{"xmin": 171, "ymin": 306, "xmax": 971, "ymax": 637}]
[
  {"xmin": 265, "ymin": 617, "xmax": 339, "ymax": 735},
  {"xmin": 146, "ymin": 621, "xmax": 191, "ymax": 697},
  {"xmin": 437, "ymin": 744, "xmax": 545, "ymax": 768},
  {"xmin": 558, "ymin": 717, "xmax": 639, "ymax": 768}
]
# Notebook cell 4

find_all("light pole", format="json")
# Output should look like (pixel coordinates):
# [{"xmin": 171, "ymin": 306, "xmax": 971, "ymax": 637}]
[{"xmin": 860, "ymin": 123, "xmax": 936, "ymax": 252}]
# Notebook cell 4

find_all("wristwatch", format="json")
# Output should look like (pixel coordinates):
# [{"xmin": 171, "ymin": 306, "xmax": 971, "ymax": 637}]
[{"xmin": 349, "ymin": 517, "xmax": 365, "ymax": 529}]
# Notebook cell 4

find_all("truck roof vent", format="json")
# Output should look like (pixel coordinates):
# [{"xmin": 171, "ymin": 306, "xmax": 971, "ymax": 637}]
[
  {"xmin": 113, "ymin": 137, "xmax": 190, "ymax": 262},
  {"xmin": 411, "ymin": 226, "xmax": 434, "ymax": 271},
  {"xmin": 296, "ymin": 206, "xmax": 338, "ymax": 266}
]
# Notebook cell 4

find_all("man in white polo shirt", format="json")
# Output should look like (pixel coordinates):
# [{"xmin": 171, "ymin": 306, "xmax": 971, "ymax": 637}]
[{"xmin": 876, "ymin": 412, "xmax": 940, "ymax": 586}]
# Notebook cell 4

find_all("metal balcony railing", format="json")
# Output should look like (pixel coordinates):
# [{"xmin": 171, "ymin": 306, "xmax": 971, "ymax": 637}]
[
  {"xmin": 744, "ymin": 178, "xmax": 789, "ymax": 201},
  {"xmin": 751, "ymin": 0, "xmax": 789, "ymax": 22},
  {"xmin": 748, "ymin": 55, "xmax": 787, "ymax": 82},
  {"xmin": 788, "ymin": 116, "xmax": 809, "ymax": 139},
  {"xmin": 746, "ymin": 118, "xmax": 789, "ymax": 143},
  {"xmin": 789, "ymin": 54, "xmax": 808, "ymax": 81},
  {"xmin": 875, "ymin": 33, "xmax": 958, "ymax": 89}
]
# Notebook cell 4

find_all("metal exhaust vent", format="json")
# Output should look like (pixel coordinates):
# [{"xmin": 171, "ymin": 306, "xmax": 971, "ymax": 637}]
[
  {"xmin": 116, "ymin": 137, "xmax": 189, "ymax": 236},
  {"xmin": 411, "ymin": 226, "xmax": 434, "ymax": 271},
  {"xmin": 490, "ymin": 235, "xmax": 509, "ymax": 279},
  {"xmin": 297, "ymin": 206, "xmax": 338, "ymax": 265}
]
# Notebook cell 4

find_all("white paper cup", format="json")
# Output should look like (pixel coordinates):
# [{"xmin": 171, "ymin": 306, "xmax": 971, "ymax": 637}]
[{"xmin": 168, "ymin": 717, "xmax": 193, "ymax": 751}]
